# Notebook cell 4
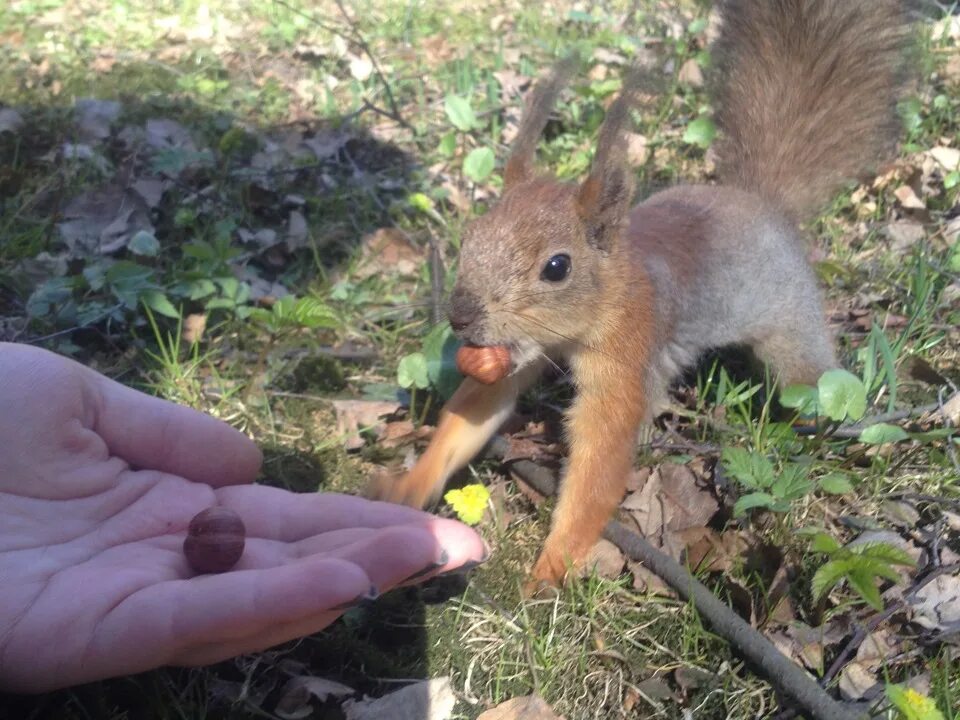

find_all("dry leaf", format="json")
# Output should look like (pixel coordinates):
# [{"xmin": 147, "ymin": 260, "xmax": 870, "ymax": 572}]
[
  {"xmin": 275, "ymin": 676, "xmax": 356, "ymax": 719},
  {"xmin": 74, "ymin": 98, "xmax": 121, "ymax": 142},
  {"xmin": 940, "ymin": 392, "xmax": 960, "ymax": 425},
  {"xmin": 894, "ymin": 184, "xmax": 925, "ymax": 209},
  {"xmin": 0, "ymin": 108, "xmax": 23, "ymax": 133},
  {"xmin": 624, "ymin": 463, "xmax": 719, "ymax": 545},
  {"xmin": 839, "ymin": 661, "xmax": 879, "ymax": 701},
  {"xmin": 343, "ymin": 678, "xmax": 456, "ymax": 720},
  {"xmin": 885, "ymin": 220, "xmax": 925, "ymax": 254},
  {"xmin": 58, "ymin": 185, "xmax": 153, "ymax": 255},
  {"xmin": 286, "ymin": 210, "xmax": 309, "ymax": 251},
  {"xmin": 578, "ymin": 539, "xmax": 625, "ymax": 579},
  {"xmin": 626, "ymin": 133, "xmax": 649, "ymax": 167},
  {"xmin": 678, "ymin": 59, "xmax": 703, "ymax": 87},
  {"xmin": 628, "ymin": 560, "xmax": 677, "ymax": 598},
  {"xmin": 501, "ymin": 436, "xmax": 561, "ymax": 464},
  {"xmin": 348, "ymin": 53, "xmax": 373, "ymax": 82},
  {"xmin": 182, "ymin": 314, "xmax": 206, "ymax": 344},
  {"xmin": 929, "ymin": 146, "xmax": 960, "ymax": 172},
  {"xmin": 909, "ymin": 573, "xmax": 960, "ymax": 633},
  {"xmin": 477, "ymin": 694, "xmax": 565, "ymax": 720},
  {"xmin": 330, "ymin": 399, "xmax": 401, "ymax": 450},
  {"xmin": 355, "ymin": 227, "xmax": 425, "ymax": 279}
]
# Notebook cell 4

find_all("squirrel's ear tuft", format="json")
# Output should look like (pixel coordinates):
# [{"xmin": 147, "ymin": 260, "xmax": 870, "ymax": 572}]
[
  {"xmin": 576, "ymin": 163, "xmax": 634, "ymax": 252},
  {"xmin": 503, "ymin": 53, "xmax": 579, "ymax": 191}
]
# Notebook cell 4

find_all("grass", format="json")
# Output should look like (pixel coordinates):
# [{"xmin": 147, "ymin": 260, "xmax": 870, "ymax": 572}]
[{"xmin": 1, "ymin": 0, "xmax": 959, "ymax": 718}]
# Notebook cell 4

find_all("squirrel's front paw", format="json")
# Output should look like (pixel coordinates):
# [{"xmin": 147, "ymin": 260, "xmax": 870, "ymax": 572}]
[
  {"xmin": 524, "ymin": 547, "xmax": 571, "ymax": 597},
  {"xmin": 366, "ymin": 467, "xmax": 435, "ymax": 509}
]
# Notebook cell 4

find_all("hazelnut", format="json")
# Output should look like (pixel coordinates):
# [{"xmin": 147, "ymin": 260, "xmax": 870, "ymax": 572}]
[
  {"xmin": 456, "ymin": 345, "xmax": 511, "ymax": 385},
  {"xmin": 183, "ymin": 507, "xmax": 246, "ymax": 574}
]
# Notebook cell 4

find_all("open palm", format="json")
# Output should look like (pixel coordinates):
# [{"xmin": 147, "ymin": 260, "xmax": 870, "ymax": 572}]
[{"xmin": 0, "ymin": 343, "xmax": 484, "ymax": 693}]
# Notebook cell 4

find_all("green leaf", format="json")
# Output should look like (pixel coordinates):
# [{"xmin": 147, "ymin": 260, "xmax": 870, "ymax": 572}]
[
  {"xmin": 947, "ymin": 241, "xmax": 960, "ymax": 273},
  {"xmin": 444, "ymin": 94, "xmax": 477, "ymax": 132},
  {"xmin": 422, "ymin": 321, "xmax": 463, "ymax": 399},
  {"xmin": 141, "ymin": 291, "xmax": 180, "ymax": 319},
  {"xmin": 858, "ymin": 422, "xmax": 910, "ymax": 445},
  {"xmin": 850, "ymin": 542, "xmax": 915, "ymax": 567},
  {"xmin": 810, "ymin": 532, "xmax": 842, "ymax": 554},
  {"xmin": 290, "ymin": 297, "xmax": 338, "ymax": 329},
  {"xmin": 438, "ymin": 131, "xmax": 457, "ymax": 157},
  {"xmin": 463, "ymin": 147, "xmax": 496, "ymax": 183},
  {"xmin": 733, "ymin": 492, "xmax": 778, "ymax": 517},
  {"xmin": 811, "ymin": 558, "xmax": 856, "ymax": 601},
  {"xmin": 846, "ymin": 567, "xmax": 883, "ymax": 610},
  {"xmin": 780, "ymin": 383, "xmax": 819, "ymax": 416},
  {"xmin": 408, "ymin": 192, "xmax": 436, "ymax": 214},
  {"xmin": 771, "ymin": 463, "xmax": 812, "ymax": 500},
  {"xmin": 817, "ymin": 368, "xmax": 867, "ymax": 421},
  {"xmin": 682, "ymin": 116, "xmax": 716, "ymax": 149},
  {"xmin": 945, "ymin": 171, "xmax": 960, "ymax": 190},
  {"xmin": 721, "ymin": 447, "xmax": 775, "ymax": 490},
  {"xmin": 397, "ymin": 352, "xmax": 430, "ymax": 390},
  {"xmin": 128, "ymin": 230, "xmax": 160, "ymax": 256},
  {"xmin": 819, "ymin": 473, "xmax": 854, "ymax": 495}
]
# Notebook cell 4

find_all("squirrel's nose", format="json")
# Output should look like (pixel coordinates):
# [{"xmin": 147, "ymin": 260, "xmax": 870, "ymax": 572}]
[{"xmin": 447, "ymin": 288, "xmax": 483, "ymax": 333}]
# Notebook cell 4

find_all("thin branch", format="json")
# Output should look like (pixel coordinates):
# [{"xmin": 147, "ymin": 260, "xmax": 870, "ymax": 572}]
[
  {"xmin": 792, "ymin": 402, "xmax": 941, "ymax": 439},
  {"xmin": 484, "ymin": 436, "xmax": 865, "ymax": 720}
]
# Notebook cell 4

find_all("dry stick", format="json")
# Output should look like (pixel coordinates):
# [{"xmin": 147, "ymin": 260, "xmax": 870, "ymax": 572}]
[
  {"xmin": 485, "ymin": 436, "xmax": 864, "ymax": 720},
  {"xmin": 792, "ymin": 402, "xmax": 940, "ymax": 439}
]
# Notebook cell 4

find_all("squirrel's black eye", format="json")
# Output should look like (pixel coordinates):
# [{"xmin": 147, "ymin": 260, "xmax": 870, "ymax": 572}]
[{"xmin": 541, "ymin": 254, "xmax": 571, "ymax": 282}]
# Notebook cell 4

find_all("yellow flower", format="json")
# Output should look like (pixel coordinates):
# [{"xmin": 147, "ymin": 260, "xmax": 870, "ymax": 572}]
[
  {"xmin": 444, "ymin": 484, "xmax": 490, "ymax": 526},
  {"xmin": 886, "ymin": 684, "xmax": 945, "ymax": 720}
]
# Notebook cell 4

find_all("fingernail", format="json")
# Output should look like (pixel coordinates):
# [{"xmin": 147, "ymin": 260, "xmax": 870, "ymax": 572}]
[
  {"xmin": 402, "ymin": 549, "xmax": 449, "ymax": 583},
  {"xmin": 331, "ymin": 585, "xmax": 379, "ymax": 611}
]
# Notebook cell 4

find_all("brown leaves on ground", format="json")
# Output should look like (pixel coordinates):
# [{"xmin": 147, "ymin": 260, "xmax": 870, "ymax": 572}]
[
  {"xmin": 477, "ymin": 695, "xmax": 565, "ymax": 720},
  {"xmin": 329, "ymin": 399, "xmax": 402, "ymax": 451},
  {"xmin": 354, "ymin": 227, "xmax": 426, "ymax": 279},
  {"xmin": 342, "ymin": 677, "xmax": 456, "ymax": 720}
]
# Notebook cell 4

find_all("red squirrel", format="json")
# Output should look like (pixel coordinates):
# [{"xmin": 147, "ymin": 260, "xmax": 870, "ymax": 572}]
[{"xmin": 374, "ymin": 0, "xmax": 908, "ymax": 588}]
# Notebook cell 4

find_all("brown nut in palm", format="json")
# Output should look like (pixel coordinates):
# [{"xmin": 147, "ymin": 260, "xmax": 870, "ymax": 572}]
[
  {"xmin": 456, "ymin": 345, "xmax": 511, "ymax": 385},
  {"xmin": 183, "ymin": 506, "xmax": 246, "ymax": 574}
]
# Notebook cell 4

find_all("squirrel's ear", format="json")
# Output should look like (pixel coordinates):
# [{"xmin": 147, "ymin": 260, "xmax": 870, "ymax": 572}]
[
  {"xmin": 576, "ymin": 162, "xmax": 634, "ymax": 252},
  {"xmin": 503, "ymin": 155, "xmax": 531, "ymax": 189}
]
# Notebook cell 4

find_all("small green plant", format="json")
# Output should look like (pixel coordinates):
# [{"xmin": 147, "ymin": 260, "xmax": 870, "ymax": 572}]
[
  {"xmin": 808, "ymin": 532, "xmax": 915, "ymax": 611},
  {"xmin": 721, "ymin": 447, "xmax": 815, "ymax": 517},
  {"xmin": 397, "ymin": 321, "xmax": 463, "ymax": 422},
  {"xmin": 442, "ymin": 92, "xmax": 496, "ymax": 183}
]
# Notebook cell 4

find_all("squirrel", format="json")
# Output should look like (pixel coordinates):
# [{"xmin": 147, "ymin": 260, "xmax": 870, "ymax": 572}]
[{"xmin": 373, "ymin": 0, "xmax": 909, "ymax": 589}]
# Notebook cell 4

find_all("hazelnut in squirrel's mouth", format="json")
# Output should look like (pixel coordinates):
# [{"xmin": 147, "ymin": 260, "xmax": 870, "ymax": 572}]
[{"xmin": 456, "ymin": 344, "xmax": 512, "ymax": 384}]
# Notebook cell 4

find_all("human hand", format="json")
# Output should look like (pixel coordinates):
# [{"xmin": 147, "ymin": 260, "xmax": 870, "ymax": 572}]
[{"xmin": 0, "ymin": 343, "xmax": 486, "ymax": 693}]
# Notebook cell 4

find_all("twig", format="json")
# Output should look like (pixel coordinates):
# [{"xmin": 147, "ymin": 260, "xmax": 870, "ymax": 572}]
[
  {"xmin": 792, "ymin": 402, "xmax": 941, "ymax": 439},
  {"xmin": 485, "ymin": 436, "xmax": 864, "ymax": 720},
  {"xmin": 271, "ymin": 0, "xmax": 410, "ymax": 130},
  {"xmin": 822, "ymin": 561, "xmax": 960, "ymax": 686}
]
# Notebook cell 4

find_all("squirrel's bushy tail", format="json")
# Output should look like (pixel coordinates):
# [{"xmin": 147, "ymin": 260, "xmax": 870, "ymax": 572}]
[{"xmin": 711, "ymin": 0, "xmax": 908, "ymax": 221}]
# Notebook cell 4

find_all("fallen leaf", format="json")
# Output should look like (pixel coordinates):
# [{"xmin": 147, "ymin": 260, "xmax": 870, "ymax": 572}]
[
  {"xmin": 57, "ymin": 185, "xmax": 153, "ymax": 255},
  {"xmin": 909, "ymin": 573, "xmax": 960, "ymax": 633},
  {"xmin": 145, "ymin": 118, "xmax": 196, "ymax": 151},
  {"xmin": 635, "ymin": 676, "xmax": 679, "ymax": 703},
  {"xmin": 501, "ymin": 436, "xmax": 561, "ymax": 464},
  {"xmin": 477, "ymin": 694, "xmax": 565, "ymax": 720},
  {"xmin": 626, "ymin": 133, "xmax": 649, "ymax": 167},
  {"xmin": 286, "ymin": 210, "xmax": 309, "ymax": 250},
  {"xmin": 578, "ymin": 539, "xmax": 625, "ymax": 579},
  {"xmin": 894, "ymin": 184, "xmax": 926, "ymax": 210},
  {"xmin": 348, "ymin": 53, "xmax": 373, "ymax": 82},
  {"xmin": 623, "ymin": 463, "xmax": 719, "ymax": 546},
  {"xmin": 0, "ymin": 108, "xmax": 23, "ymax": 133},
  {"xmin": 343, "ymin": 677, "xmax": 456, "ymax": 720},
  {"xmin": 839, "ymin": 661, "xmax": 880, "ymax": 702},
  {"xmin": 940, "ymin": 392, "xmax": 960, "ymax": 425},
  {"xmin": 885, "ymin": 220, "xmax": 925, "ymax": 254},
  {"xmin": 74, "ymin": 98, "xmax": 121, "ymax": 142},
  {"xmin": 275, "ymin": 676, "xmax": 356, "ymax": 719},
  {"xmin": 330, "ymin": 399, "xmax": 401, "ymax": 451},
  {"xmin": 132, "ymin": 178, "xmax": 167, "ymax": 209},
  {"xmin": 929, "ymin": 146, "xmax": 960, "ymax": 172},
  {"xmin": 182, "ymin": 313, "xmax": 206, "ymax": 344},
  {"xmin": 678, "ymin": 59, "xmax": 704, "ymax": 87},
  {"xmin": 355, "ymin": 227, "xmax": 425, "ymax": 279},
  {"xmin": 628, "ymin": 560, "xmax": 677, "ymax": 598}
]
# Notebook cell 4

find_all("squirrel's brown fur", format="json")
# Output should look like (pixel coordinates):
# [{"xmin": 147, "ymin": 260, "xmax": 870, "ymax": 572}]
[{"xmin": 373, "ymin": 0, "xmax": 909, "ymax": 588}]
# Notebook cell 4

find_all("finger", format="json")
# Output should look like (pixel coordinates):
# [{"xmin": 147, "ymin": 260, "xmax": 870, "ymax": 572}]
[
  {"xmin": 88, "ymin": 557, "xmax": 372, "ymax": 677},
  {"xmin": 217, "ymin": 485, "xmax": 473, "ymax": 541},
  {"xmin": 89, "ymin": 370, "xmax": 262, "ymax": 487}
]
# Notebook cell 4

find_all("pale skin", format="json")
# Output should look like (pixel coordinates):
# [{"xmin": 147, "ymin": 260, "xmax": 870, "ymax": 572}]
[{"xmin": 0, "ymin": 342, "xmax": 486, "ymax": 694}]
